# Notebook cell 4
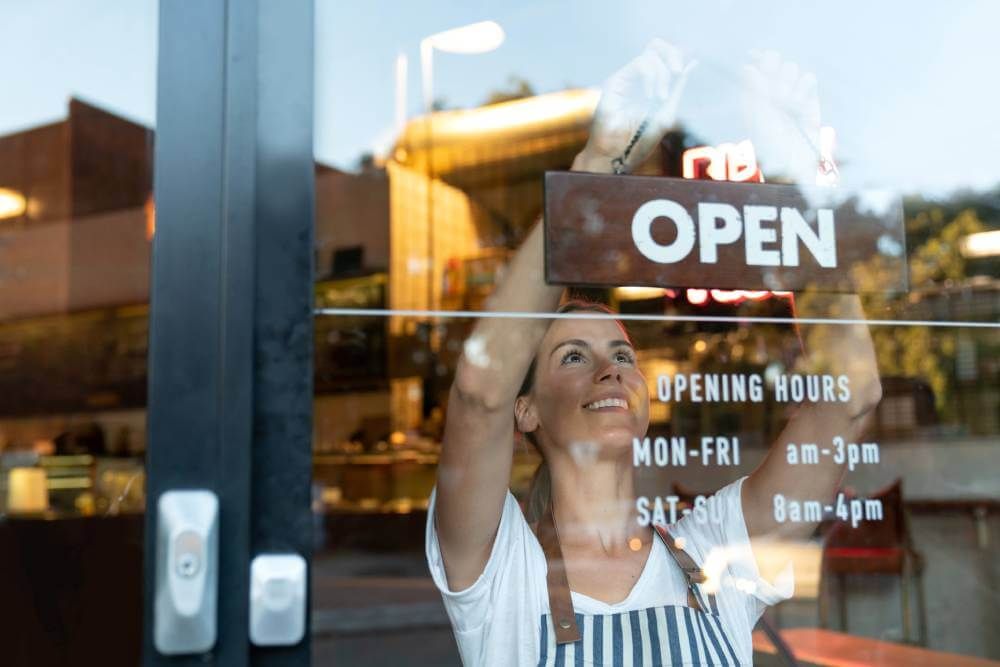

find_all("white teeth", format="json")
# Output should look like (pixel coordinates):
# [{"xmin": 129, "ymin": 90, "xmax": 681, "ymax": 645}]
[{"xmin": 585, "ymin": 398, "xmax": 628, "ymax": 410}]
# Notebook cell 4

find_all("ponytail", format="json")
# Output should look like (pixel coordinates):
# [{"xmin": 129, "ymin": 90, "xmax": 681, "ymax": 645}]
[{"xmin": 525, "ymin": 459, "xmax": 551, "ymax": 525}]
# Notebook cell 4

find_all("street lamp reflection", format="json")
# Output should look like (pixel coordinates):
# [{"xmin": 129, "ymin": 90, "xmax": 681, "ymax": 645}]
[
  {"xmin": 422, "ymin": 20, "xmax": 505, "ymax": 55},
  {"xmin": 0, "ymin": 187, "xmax": 27, "ymax": 220}
]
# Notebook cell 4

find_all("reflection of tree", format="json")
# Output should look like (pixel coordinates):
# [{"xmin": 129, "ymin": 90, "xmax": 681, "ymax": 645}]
[
  {"xmin": 908, "ymin": 209, "xmax": 986, "ymax": 285},
  {"xmin": 427, "ymin": 76, "xmax": 537, "ymax": 113},
  {"xmin": 482, "ymin": 76, "xmax": 536, "ymax": 106},
  {"xmin": 855, "ymin": 204, "xmax": 989, "ymax": 419}
]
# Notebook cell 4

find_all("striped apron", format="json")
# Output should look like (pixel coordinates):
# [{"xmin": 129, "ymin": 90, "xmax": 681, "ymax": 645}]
[{"xmin": 535, "ymin": 513, "xmax": 742, "ymax": 666}]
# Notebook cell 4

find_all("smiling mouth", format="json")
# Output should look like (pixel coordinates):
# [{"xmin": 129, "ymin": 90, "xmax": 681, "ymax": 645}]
[{"xmin": 584, "ymin": 398, "xmax": 629, "ymax": 410}]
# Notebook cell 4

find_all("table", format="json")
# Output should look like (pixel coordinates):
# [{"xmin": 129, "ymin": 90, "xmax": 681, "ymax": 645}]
[{"xmin": 753, "ymin": 627, "xmax": 1000, "ymax": 666}]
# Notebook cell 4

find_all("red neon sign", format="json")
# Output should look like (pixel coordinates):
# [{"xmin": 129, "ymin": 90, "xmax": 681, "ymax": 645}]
[
  {"xmin": 678, "ymin": 140, "xmax": 789, "ymax": 306},
  {"xmin": 683, "ymin": 288, "xmax": 788, "ymax": 306},
  {"xmin": 682, "ymin": 140, "xmax": 764, "ymax": 183}
]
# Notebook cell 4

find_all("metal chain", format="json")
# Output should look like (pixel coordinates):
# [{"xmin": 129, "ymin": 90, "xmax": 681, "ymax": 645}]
[
  {"xmin": 786, "ymin": 108, "xmax": 839, "ymax": 181},
  {"xmin": 609, "ymin": 104, "xmax": 837, "ymax": 179},
  {"xmin": 611, "ymin": 116, "xmax": 651, "ymax": 175}
]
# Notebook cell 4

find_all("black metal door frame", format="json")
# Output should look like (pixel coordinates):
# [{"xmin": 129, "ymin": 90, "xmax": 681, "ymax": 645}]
[{"xmin": 143, "ymin": 1, "xmax": 314, "ymax": 665}]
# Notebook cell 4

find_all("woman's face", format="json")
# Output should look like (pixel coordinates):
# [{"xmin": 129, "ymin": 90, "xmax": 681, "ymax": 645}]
[{"xmin": 519, "ymin": 317, "xmax": 650, "ymax": 461}]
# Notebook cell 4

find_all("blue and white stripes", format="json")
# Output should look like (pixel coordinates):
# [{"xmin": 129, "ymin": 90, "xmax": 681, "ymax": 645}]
[{"xmin": 537, "ymin": 605, "xmax": 742, "ymax": 666}]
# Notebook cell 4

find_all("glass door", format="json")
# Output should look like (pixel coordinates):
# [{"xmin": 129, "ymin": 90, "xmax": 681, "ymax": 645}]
[{"xmin": 310, "ymin": 2, "xmax": 999, "ymax": 665}]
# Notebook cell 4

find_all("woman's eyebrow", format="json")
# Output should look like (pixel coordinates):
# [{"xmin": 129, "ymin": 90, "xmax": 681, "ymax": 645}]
[
  {"xmin": 549, "ymin": 339, "xmax": 590, "ymax": 357},
  {"xmin": 549, "ymin": 338, "xmax": 634, "ymax": 358}
]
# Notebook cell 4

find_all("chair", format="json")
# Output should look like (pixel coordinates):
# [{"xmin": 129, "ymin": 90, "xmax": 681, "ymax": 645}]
[{"xmin": 818, "ymin": 478, "xmax": 928, "ymax": 646}]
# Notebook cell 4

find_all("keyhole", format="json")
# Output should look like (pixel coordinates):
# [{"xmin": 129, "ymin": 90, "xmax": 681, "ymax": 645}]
[{"xmin": 176, "ymin": 552, "xmax": 201, "ymax": 578}]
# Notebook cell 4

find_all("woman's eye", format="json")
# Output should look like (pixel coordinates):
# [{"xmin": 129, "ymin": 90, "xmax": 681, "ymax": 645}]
[
  {"xmin": 615, "ymin": 350, "xmax": 635, "ymax": 364},
  {"xmin": 560, "ymin": 349, "xmax": 585, "ymax": 364}
]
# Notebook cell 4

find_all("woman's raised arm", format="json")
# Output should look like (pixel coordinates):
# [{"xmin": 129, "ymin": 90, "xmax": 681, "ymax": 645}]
[
  {"xmin": 739, "ymin": 51, "xmax": 883, "ymax": 539},
  {"xmin": 742, "ymin": 293, "xmax": 882, "ymax": 540},
  {"xmin": 433, "ymin": 39, "xmax": 694, "ymax": 590}
]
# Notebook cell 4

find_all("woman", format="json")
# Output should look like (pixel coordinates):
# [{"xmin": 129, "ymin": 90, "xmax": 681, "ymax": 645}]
[{"xmin": 427, "ymin": 41, "xmax": 882, "ymax": 666}]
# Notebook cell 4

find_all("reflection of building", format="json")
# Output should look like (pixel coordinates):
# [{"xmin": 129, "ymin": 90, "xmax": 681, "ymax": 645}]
[
  {"xmin": 0, "ymin": 99, "xmax": 152, "ymax": 228},
  {"xmin": 316, "ymin": 91, "xmax": 602, "ymax": 510},
  {"xmin": 382, "ymin": 90, "xmax": 597, "ymax": 431},
  {"xmin": 0, "ymin": 100, "xmax": 152, "ymax": 320},
  {"xmin": 0, "ymin": 100, "xmax": 396, "ymax": 455},
  {"xmin": 388, "ymin": 89, "xmax": 597, "ymax": 312},
  {"xmin": 0, "ymin": 101, "xmax": 155, "ymax": 462}
]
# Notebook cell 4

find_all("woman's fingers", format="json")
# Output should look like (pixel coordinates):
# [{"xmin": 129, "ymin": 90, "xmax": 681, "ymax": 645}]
[
  {"xmin": 582, "ymin": 39, "xmax": 695, "ymax": 170},
  {"xmin": 638, "ymin": 51, "xmax": 659, "ymax": 102},
  {"xmin": 602, "ymin": 49, "xmax": 654, "ymax": 113},
  {"xmin": 651, "ymin": 58, "xmax": 695, "ymax": 135},
  {"xmin": 742, "ymin": 49, "xmax": 823, "ymax": 183},
  {"xmin": 642, "ymin": 39, "xmax": 696, "ymax": 131},
  {"xmin": 646, "ymin": 38, "xmax": 684, "ymax": 76},
  {"xmin": 778, "ymin": 62, "xmax": 798, "ymax": 104},
  {"xmin": 614, "ymin": 39, "xmax": 694, "ymax": 107},
  {"xmin": 742, "ymin": 62, "xmax": 767, "ymax": 98},
  {"xmin": 746, "ymin": 50, "xmax": 816, "ymax": 118},
  {"xmin": 792, "ymin": 71, "xmax": 819, "ymax": 111},
  {"xmin": 758, "ymin": 49, "xmax": 783, "ymax": 78},
  {"xmin": 644, "ymin": 38, "xmax": 696, "ymax": 92}
]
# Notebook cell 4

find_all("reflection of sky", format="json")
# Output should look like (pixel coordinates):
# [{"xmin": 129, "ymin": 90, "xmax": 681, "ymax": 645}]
[{"xmin": 3, "ymin": 1, "xmax": 999, "ymax": 195}]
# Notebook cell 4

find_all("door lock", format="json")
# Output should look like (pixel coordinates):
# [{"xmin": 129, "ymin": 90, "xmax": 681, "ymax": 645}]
[
  {"xmin": 154, "ymin": 490, "xmax": 219, "ymax": 655},
  {"xmin": 250, "ymin": 553, "xmax": 307, "ymax": 646}
]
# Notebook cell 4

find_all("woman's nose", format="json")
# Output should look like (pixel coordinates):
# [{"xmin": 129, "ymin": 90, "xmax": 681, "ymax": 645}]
[{"xmin": 596, "ymin": 361, "xmax": 622, "ymax": 383}]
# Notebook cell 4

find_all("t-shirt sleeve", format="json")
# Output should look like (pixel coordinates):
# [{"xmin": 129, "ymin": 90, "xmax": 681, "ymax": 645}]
[
  {"xmin": 671, "ymin": 475, "xmax": 795, "ymax": 625},
  {"xmin": 425, "ymin": 486, "xmax": 534, "ymax": 634}
]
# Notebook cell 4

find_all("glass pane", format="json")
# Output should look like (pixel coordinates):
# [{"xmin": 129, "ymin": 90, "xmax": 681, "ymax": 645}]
[
  {"xmin": 313, "ymin": 3, "xmax": 998, "ymax": 665},
  {"xmin": 0, "ymin": 3, "xmax": 157, "ymax": 664}
]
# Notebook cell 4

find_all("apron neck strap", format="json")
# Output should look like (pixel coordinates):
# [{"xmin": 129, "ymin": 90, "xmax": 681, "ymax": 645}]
[
  {"xmin": 653, "ymin": 524, "xmax": 710, "ymax": 614},
  {"xmin": 536, "ymin": 510, "xmax": 715, "ymax": 645},
  {"xmin": 536, "ymin": 506, "xmax": 581, "ymax": 643}
]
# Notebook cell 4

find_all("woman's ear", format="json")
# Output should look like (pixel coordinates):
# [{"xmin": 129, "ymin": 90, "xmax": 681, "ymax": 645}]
[{"xmin": 514, "ymin": 394, "xmax": 539, "ymax": 435}]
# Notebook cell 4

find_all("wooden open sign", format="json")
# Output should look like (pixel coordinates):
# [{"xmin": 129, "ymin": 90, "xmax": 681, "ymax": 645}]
[{"xmin": 544, "ymin": 172, "xmax": 908, "ymax": 294}]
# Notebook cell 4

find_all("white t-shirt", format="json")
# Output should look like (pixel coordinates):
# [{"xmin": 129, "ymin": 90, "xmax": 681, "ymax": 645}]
[{"xmin": 425, "ymin": 475, "xmax": 794, "ymax": 666}]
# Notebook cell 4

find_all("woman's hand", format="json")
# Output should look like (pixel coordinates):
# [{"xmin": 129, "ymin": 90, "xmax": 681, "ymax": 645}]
[
  {"xmin": 574, "ymin": 39, "xmax": 696, "ymax": 174},
  {"xmin": 741, "ymin": 50, "xmax": 824, "ymax": 184}
]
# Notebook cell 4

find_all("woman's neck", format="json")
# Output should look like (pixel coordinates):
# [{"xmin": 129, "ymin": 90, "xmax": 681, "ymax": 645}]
[{"xmin": 547, "ymin": 452, "xmax": 646, "ymax": 555}]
